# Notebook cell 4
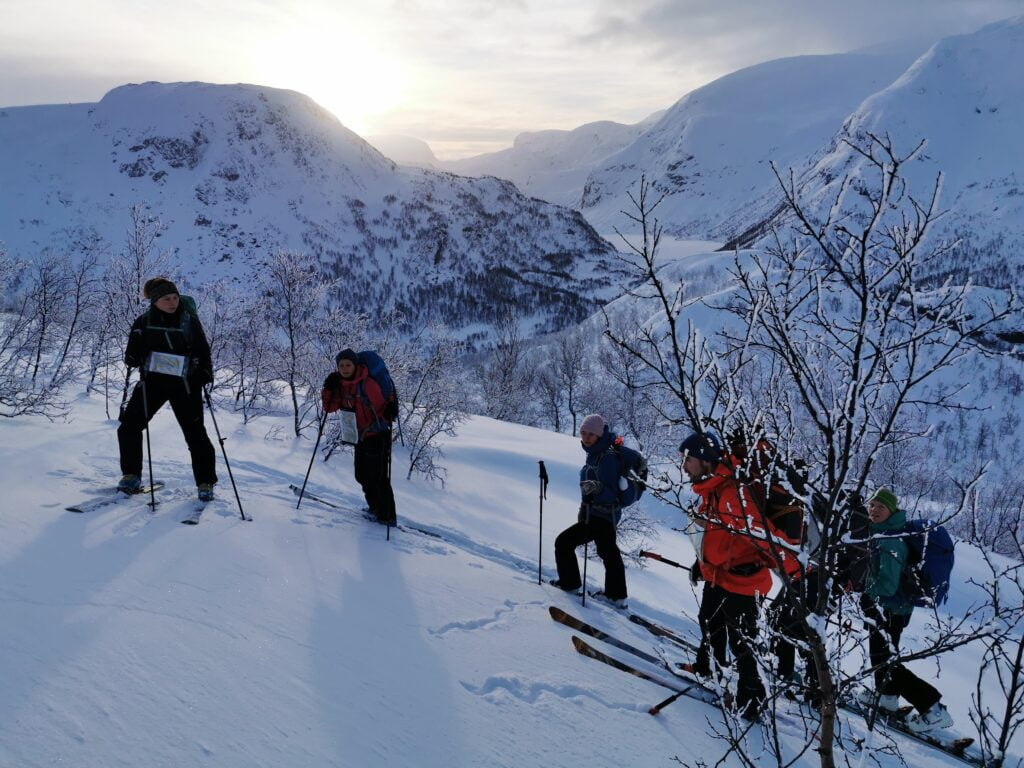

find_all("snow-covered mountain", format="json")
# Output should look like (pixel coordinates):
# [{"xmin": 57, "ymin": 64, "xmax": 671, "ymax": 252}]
[
  {"xmin": 735, "ymin": 16, "xmax": 1024, "ymax": 291},
  {"xmin": 0, "ymin": 82, "xmax": 620, "ymax": 334},
  {"xmin": 365, "ymin": 134, "xmax": 439, "ymax": 168},
  {"xmin": 444, "ymin": 113, "xmax": 663, "ymax": 208},
  {"xmin": 577, "ymin": 44, "xmax": 926, "ymax": 237}
]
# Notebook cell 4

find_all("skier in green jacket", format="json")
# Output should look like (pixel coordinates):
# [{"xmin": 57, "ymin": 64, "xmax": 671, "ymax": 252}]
[{"xmin": 857, "ymin": 488, "xmax": 952, "ymax": 733}]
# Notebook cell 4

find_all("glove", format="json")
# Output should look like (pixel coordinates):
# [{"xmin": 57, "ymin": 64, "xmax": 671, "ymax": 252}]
[
  {"xmin": 690, "ymin": 557, "xmax": 702, "ymax": 586},
  {"xmin": 323, "ymin": 372, "xmax": 342, "ymax": 389},
  {"xmin": 580, "ymin": 479, "xmax": 602, "ymax": 500},
  {"xmin": 192, "ymin": 359, "xmax": 213, "ymax": 385}
]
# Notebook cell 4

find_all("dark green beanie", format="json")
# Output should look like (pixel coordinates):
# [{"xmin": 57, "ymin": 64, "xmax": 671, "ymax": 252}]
[{"xmin": 870, "ymin": 488, "xmax": 898, "ymax": 515}]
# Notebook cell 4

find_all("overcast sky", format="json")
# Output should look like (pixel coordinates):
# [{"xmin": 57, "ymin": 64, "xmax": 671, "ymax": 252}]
[{"xmin": 2, "ymin": 0, "xmax": 1021, "ymax": 158}]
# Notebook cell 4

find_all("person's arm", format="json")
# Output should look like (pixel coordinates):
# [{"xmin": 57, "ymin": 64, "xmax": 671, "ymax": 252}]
[
  {"xmin": 124, "ymin": 315, "xmax": 146, "ymax": 368},
  {"xmin": 321, "ymin": 373, "xmax": 342, "ymax": 413},
  {"xmin": 189, "ymin": 314, "xmax": 214, "ymax": 384}
]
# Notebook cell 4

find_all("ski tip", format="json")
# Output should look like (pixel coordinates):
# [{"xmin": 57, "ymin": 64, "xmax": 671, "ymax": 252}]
[{"xmin": 180, "ymin": 519, "xmax": 199, "ymax": 525}]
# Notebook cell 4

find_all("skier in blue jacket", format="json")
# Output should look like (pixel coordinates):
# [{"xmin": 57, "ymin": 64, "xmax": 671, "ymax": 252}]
[{"xmin": 551, "ymin": 414, "xmax": 627, "ymax": 607}]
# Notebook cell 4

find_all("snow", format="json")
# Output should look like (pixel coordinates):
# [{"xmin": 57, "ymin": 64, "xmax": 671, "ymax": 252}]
[
  {"xmin": 444, "ymin": 118, "xmax": 657, "ymax": 208},
  {"xmin": 0, "ymin": 394, "xmax": 1015, "ymax": 767}
]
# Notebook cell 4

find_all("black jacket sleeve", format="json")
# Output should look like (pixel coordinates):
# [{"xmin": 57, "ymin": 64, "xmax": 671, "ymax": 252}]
[
  {"xmin": 124, "ymin": 315, "xmax": 147, "ymax": 368},
  {"xmin": 188, "ymin": 314, "xmax": 214, "ymax": 385}
]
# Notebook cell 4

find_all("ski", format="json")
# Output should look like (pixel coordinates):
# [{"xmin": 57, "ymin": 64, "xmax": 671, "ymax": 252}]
[
  {"xmin": 550, "ymin": 606, "xmax": 664, "ymax": 666},
  {"xmin": 181, "ymin": 500, "xmax": 207, "ymax": 525},
  {"xmin": 289, "ymin": 483, "xmax": 438, "ymax": 539},
  {"xmin": 289, "ymin": 484, "xmax": 344, "ymax": 510},
  {"xmin": 66, "ymin": 483, "xmax": 165, "ymax": 513},
  {"xmin": 840, "ymin": 696, "xmax": 981, "ymax": 767},
  {"xmin": 587, "ymin": 590, "xmax": 629, "ymax": 610},
  {"xmin": 629, "ymin": 613, "xmax": 700, "ymax": 654},
  {"xmin": 570, "ymin": 635, "xmax": 718, "ymax": 714}
]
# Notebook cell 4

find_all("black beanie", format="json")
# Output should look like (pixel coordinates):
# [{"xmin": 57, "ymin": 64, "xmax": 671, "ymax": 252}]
[
  {"xmin": 335, "ymin": 348, "xmax": 358, "ymax": 365},
  {"xmin": 149, "ymin": 280, "xmax": 179, "ymax": 303},
  {"xmin": 678, "ymin": 431, "xmax": 722, "ymax": 463}
]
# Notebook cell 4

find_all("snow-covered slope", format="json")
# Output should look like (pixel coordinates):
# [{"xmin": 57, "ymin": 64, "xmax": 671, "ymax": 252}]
[
  {"xmin": 577, "ymin": 46, "xmax": 925, "ymax": 237},
  {"xmin": 445, "ymin": 115, "xmax": 661, "ymax": 208},
  {"xmin": 0, "ymin": 396, "xmax": 1013, "ymax": 767},
  {"xmin": 0, "ymin": 82, "xmax": 620, "ymax": 333},
  {"xmin": 740, "ymin": 16, "xmax": 1024, "ymax": 290}
]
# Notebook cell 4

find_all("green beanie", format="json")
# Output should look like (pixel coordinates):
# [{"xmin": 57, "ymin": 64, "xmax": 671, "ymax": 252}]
[{"xmin": 870, "ymin": 488, "xmax": 899, "ymax": 515}]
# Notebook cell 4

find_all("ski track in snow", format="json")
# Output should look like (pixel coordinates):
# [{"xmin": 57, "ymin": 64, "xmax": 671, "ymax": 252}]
[
  {"xmin": 461, "ymin": 675, "xmax": 646, "ymax": 713},
  {"xmin": 429, "ymin": 599, "xmax": 543, "ymax": 636}
]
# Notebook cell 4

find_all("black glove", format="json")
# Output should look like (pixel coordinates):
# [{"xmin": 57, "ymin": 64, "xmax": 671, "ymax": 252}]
[
  {"xmin": 323, "ymin": 372, "xmax": 341, "ymax": 389},
  {"xmin": 192, "ymin": 359, "xmax": 213, "ymax": 385},
  {"xmin": 690, "ymin": 557, "xmax": 702, "ymax": 586}
]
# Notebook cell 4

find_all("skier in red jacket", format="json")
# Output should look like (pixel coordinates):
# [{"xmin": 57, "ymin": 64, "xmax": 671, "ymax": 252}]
[
  {"xmin": 680, "ymin": 430, "xmax": 783, "ymax": 722},
  {"xmin": 322, "ymin": 349, "xmax": 396, "ymax": 526}
]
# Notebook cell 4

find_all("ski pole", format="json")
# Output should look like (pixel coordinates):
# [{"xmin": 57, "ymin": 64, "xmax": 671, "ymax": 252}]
[
  {"xmin": 537, "ymin": 461, "xmax": 549, "ymax": 585},
  {"xmin": 203, "ymin": 386, "xmax": 247, "ymax": 521},
  {"xmin": 386, "ymin": 426, "xmax": 393, "ymax": 542},
  {"xmin": 649, "ymin": 689, "xmax": 688, "ymax": 716},
  {"xmin": 295, "ymin": 409, "xmax": 329, "ymax": 510},
  {"xmin": 140, "ymin": 374, "xmax": 156, "ymax": 511},
  {"xmin": 581, "ymin": 504, "xmax": 590, "ymax": 608},
  {"xmin": 394, "ymin": 392, "xmax": 405, "ymax": 447},
  {"xmin": 640, "ymin": 550, "xmax": 691, "ymax": 572}
]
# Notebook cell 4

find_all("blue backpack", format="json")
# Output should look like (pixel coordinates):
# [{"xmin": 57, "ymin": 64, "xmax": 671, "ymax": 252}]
[
  {"xmin": 356, "ymin": 350, "xmax": 398, "ymax": 421},
  {"xmin": 900, "ymin": 519, "xmax": 955, "ymax": 607},
  {"xmin": 611, "ymin": 439, "xmax": 648, "ymax": 507}
]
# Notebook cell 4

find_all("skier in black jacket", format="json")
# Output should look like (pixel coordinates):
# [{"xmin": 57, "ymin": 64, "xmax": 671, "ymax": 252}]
[{"xmin": 117, "ymin": 277, "xmax": 217, "ymax": 500}]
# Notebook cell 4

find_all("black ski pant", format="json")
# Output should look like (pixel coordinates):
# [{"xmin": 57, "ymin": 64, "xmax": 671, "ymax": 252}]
[
  {"xmin": 772, "ymin": 574, "xmax": 821, "ymax": 686},
  {"xmin": 554, "ymin": 515, "xmax": 626, "ymax": 600},
  {"xmin": 695, "ymin": 583, "xmax": 766, "ymax": 716},
  {"xmin": 118, "ymin": 376, "xmax": 217, "ymax": 486},
  {"xmin": 354, "ymin": 431, "xmax": 396, "ymax": 524},
  {"xmin": 694, "ymin": 581, "xmax": 728, "ymax": 676},
  {"xmin": 862, "ymin": 599, "xmax": 941, "ymax": 714}
]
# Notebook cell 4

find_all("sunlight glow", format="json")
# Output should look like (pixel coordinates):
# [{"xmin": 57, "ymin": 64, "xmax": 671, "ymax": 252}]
[{"xmin": 251, "ymin": 27, "xmax": 407, "ymax": 136}]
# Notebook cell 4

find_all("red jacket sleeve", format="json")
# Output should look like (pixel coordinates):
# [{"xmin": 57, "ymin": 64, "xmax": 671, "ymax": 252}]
[{"xmin": 322, "ymin": 387, "xmax": 342, "ymax": 413}]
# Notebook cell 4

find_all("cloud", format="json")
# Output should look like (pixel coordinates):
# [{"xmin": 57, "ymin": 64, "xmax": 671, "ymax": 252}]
[{"xmin": 3, "ymin": 0, "xmax": 1021, "ymax": 156}]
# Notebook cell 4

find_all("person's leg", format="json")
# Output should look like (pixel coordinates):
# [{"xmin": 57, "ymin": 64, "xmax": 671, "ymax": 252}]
[
  {"xmin": 553, "ymin": 521, "xmax": 592, "ymax": 591},
  {"xmin": 862, "ymin": 597, "xmax": 895, "ymax": 692},
  {"xmin": 882, "ymin": 612, "xmax": 942, "ymax": 713},
  {"xmin": 701, "ymin": 584, "xmax": 731, "ymax": 674},
  {"xmin": 771, "ymin": 595, "xmax": 797, "ymax": 682},
  {"xmin": 353, "ymin": 439, "xmax": 377, "ymax": 513},
  {"xmin": 591, "ymin": 517, "xmax": 626, "ymax": 600},
  {"xmin": 118, "ymin": 379, "xmax": 169, "ymax": 477},
  {"xmin": 168, "ymin": 384, "xmax": 217, "ymax": 485},
  {"xmin": 725, "ymin": 590, "xmax": 766, "ymax": 717},
  {"xmin": 371, "ymin": 433, "xmax": 396, "ymax": 524}
]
